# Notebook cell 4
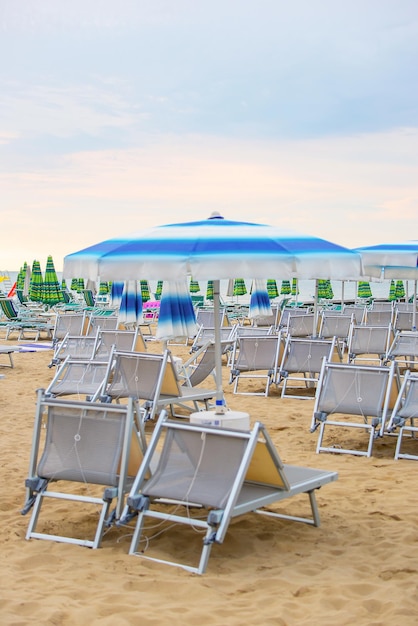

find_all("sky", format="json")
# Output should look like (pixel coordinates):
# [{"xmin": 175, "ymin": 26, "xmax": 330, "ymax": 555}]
[{"xmin": 1, "ymin": 0, "xmax": 418, "ymax": 272}]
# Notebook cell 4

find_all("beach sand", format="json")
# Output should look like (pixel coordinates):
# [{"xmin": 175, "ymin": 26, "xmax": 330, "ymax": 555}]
[{"xmin": 1, "ymin": 336, "xmax": 417, "ymax": 625}]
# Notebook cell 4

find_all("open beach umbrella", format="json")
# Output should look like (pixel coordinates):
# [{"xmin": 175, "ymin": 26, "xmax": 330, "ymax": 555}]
[
  {"xmin": 29, "ymin": 260, "xmax": 44, "ymax": 303},
  {"xmin": 267, "ymin": 279, "xmax": 279, "ymax": 299},
  {"xmin": 249, "ymin": 279, "xmax": 272, "ymax": 320},
  {"xmin": 156, "ymin": 280, "xmax": 197, "ymax": 341},
  {"xmin": 355, "ymin": 240, "xmax": 418, "ymax": 329},
  {"xmin": 64, "ymin": 213, "xmax": 364, "ymax": 409},
  {"xmin": 118, "ymin": 280, "xmax": 143, "ymax": 328},
  {"xmin": 43, "ymin": 255, "xmax": 64, "ymax": 307}
]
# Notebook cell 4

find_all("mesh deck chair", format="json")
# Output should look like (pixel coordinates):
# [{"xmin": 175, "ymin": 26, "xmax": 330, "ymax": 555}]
[
  {"xmin": 284, "ymin": 313, "xmax": 316, "ymax": 338},
  {"xmin": 123, "ymin": 414, "xmax": 338, "ymax": 574},
  {"xmin": 393, "ymin": 310, "xmax": 416, "ymax": 332},
  {"xmin": 51, "ymin": 312, "xmax": 89, "ymax": 345},
  {"xmin": 277, "ymin": 336, "xmax": 342, "ymax": 399},
  {"xmin": 384, "ymin": 331, "xmax": 418, "ymax": 369},
  {"xmin": 22, "ymin": 394, "xmax": 145, "ymax": 548},
  {"xmin": 94, "ymin": 327, "xmax": 146, "ymax": 362},
  {"xmin": 311, "ymin": 359, "xmax": 400, "ymax": 457},
  {"xmin": 48, "ymin": 331, "xmax": 101, "ymax": 368},
  {"xmin": 100, "ymin": 349, "xmax": 216, "ymax": 421},
  {"xmin": 229, "ymin": 334, "xmax": 284, "ymax": 396},
  {"xmin": 318, "ymin": 313, "xmax": 354, "ymax": 354},
  {"xmin": 190, "ymin": 325, "xmax": 236, "ymax": 353},
  {"xmin": 347, "ymin": 324, "xmax": 393, "ymax": 365},
  {"xmin": 386, "ymin": 370, "xmax": 418, "ymax": 460},
  {"xmin": 45, "ymin": 355, "xmax": 112, "ymax": 400},
  {"xmin": 278, "ymin": 306, "xmax": 311, "ymax": 330}
]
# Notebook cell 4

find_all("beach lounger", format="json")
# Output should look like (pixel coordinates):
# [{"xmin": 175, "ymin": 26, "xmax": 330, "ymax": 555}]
[
  {"xmin": 311, "ymin": 359, "xmax": 400, "ymax": 457},
  {"xmin": 386, "ymin": 370, "xmax": 418, "ymax": 460},
  {"xmin": 229, "ymin": 334, "xmax": 283, "ymax": 396},
  {"xmin": 123, "ymin": 413, "xmax": 338, "ymax": 574},
  {"xmin": 22, "ymin": 394, "xmax": 144, "ymax": 548}
]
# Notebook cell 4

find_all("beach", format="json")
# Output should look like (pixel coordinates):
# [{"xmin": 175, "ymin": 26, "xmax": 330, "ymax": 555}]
[{"xmin": 1, "ymin": 337, "xmax": 417, "ymax": 625}]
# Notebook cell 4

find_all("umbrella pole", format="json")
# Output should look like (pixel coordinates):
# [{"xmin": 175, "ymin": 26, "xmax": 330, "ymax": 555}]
[
  {"xmin": 313, "ymin": 279, "xmax": 318, "ymax": 337},
  {"xmin": 340, "ymin": 280, "xmax": 345, "ymax": 314},
  {"xmin": 213, "ymin": 279, "xmax": 225, "ymax": 412},
  {"xmin": 413, "ymin": 279, "xmax": 417, "ymax": 331}
]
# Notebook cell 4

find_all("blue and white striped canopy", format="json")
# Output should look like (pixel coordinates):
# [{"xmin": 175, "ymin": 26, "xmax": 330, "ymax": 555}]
[
  {"xmin": 117, "ymin": 280, "xmax": 143, "ymax": 327},
  {"xmin": 355, "ymin": 240, "xmax": 418, "ymax": 279},
  {"xmin": 64, "ymin": 214, "xmax": 364, "ymax": 282}
]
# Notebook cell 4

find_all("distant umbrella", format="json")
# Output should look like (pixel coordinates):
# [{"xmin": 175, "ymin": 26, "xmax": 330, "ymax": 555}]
[
  {"xmin": 99, "ymin": 281, "xmax": 110, "ymax": 295},
  {"xmin": 233, "ymin": 278, "xmax": 247, "ymax": 297},
  {"xmin": 43, "ymin": 255, "xmax": 64, "ymax": 306},
  {"xmin": 317, "ymin": 279, "xmax": 329, "ymax": 300},
  {"xmin": 280, "ymin": 280, "xmax": 291, "ymax": 295},
  {"xmin": 155, "ymin": 280, "xmax": 164, "ymax": 300},
  {"xmin": 110, "ymin": 281, "xmax": 124, "ymax": 308},
  {"xmin": 388, "ymin": 280, "xmax": 396, "ymax": 301},
  {"xmin": 70, "ymin": 278, "xmax": 79, "ymax": 291},
  {"xmin": 29, "ymin": 260, "xmax": 44, "ymax": 302},
  {"xmin": 206, "ymin": 280, "xmax": 214, "ymax": 301},
  {"xmin": 291, "ymin": 278, "xmax": 299, "ymax": 296},
  {"xmin": 395, "ymin": 280, "xmax": 405, "ymax": 300},
  {"xmin": 140, "ymin": 280, "xmax": 151, "ymax": 302},
  {"xmin": 267, "ymin": 279, "xmax": 279, "ymax": 299},
  {"xmin": 118, "ymin": 281, "xmax": 143, "ymax": 327},
  {"xmin": 249, "ymin": 279, "xmax": 272, "ymax": 320},
  {"xmin": 189, "ymin": 278, "xmax": 200, "ymax": 293},
  {"xmin": 77, "ymin": 278, "xmax": 85, "ymax": 293},
  {"xmin": 357, "ymin": 281, "xmax": 372, "ymax": 299},
  {"xmin": 156, "ymin": 280, "xmax": 197, "ymax": 341}
]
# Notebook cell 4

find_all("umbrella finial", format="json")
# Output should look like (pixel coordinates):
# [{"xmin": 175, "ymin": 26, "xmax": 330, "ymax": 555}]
[{"xmin": 208, "ymin": 211, "xmax": 224, "ymax": 220}]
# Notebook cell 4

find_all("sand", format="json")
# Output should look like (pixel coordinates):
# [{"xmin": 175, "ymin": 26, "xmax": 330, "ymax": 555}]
[{"xmin": 0, "ymin": 336, "xmax": 417, "ymax": 626}]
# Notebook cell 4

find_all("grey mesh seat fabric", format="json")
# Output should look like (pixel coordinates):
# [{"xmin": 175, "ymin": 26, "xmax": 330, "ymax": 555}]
[
  {"xmin": 87, "ymin": 314, "xmax": 119, "ymax": 335},
  {"xmin": 277, "ymin": 336, "xmax": 342, "ymax": 399},
  {"xmin": 386, "ymin": 371, "xmax": 418, "ymax": 460},
  {"xmin": 51, "ymin": 312, "xmax": 89, "ymax": 345},
  {"xmin": 44, "ymin": 356, "xmax": 111, "ymax": 399},
  {"xmin": 123, "ymin": 414, "xmax": 338, "ymax": 574},
  {"xmin": 190, "ymin": 325, "xmax": 236, "ymax": 352},
  {"xmin": 229, "ymin": 334, "xmax": 283, "ymax": 396},
  {"xmin": 393, "ymin": 310, "xmax": 416, "ymax": 332},
  {"xmin": 385, "ymin": 331, "xmax": 418, "ymax": 368},
  {"xmin": 363, "ymin": 309, "xmax": 394, "ymax": 327},
  {"xmin": 318, "ymin": 313, "xmax": 354, "ymax": 353},
  {"xmin": 101, "ymin": 349, "xmax": 216, "ymax": 421},
  {"xmin": 284, "ymin": 313, "xmax": 316, "ymax": 338},
  {"xmin": 311, "ymin": 360, "xmax": 400, "ymax": 457},
  {"xmin": 22, "ymin": 394, "xmax": 144, "ymax": 548},
  {"xmin": 94, "ymin": 328, "xmax": 146, "ymax": 362},
  {"xmin": 347, "ymin": 324, "xmax": 393, "ymax": 365},
  {"xmin": 195, "ymin": 308, "xmax": 228, "ymax": 329},
  {"xmin": 48, "ymin": 331, "xmax": 101, "ymax": 368}
]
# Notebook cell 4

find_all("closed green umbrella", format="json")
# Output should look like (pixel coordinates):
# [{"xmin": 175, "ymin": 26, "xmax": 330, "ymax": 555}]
[
  {"xmin": 77, "ymin": 278, "xmax": 85, "ymax": 293},
  {"xmin": 357, "ymin": 281, "xmax": 372, "ymax": 299},
  {"xmin": 317, "ymin": 279, "xmax": 330, "ymax": 300},
  {"xmin": 29, "ymin": 260, "xmax": 44, "ymax": 302},
  {"xmin": 189, "ymin": 278, "xmax": 200, "ymax": 293},
  {"xmin": 388, "ymin": 280, "xmax": 396, "ymax": 301},
  {"xmin": 99, "ymin": 281, "xmax": 110, "ymax": 295},
  {"xmin": 267, "ymin": 279, "xmax": 279, "ymax": 299},
  {"xmin": 155, "ymin": 280, "xmax": 163, "ymax": 300},
  {"xmin": 395, "ymin": 280, "xmax": 405, "ymax": 300},
  {"xmin": 140, "ymin": 280, "xmax": 151, "ymax": 302},
  {"xmin": 233, "ymin": 278, "xmax": 247, "ymax": 297},
  {"xmin": 291, "ymin": 278, "xmax": 299, "ymax": 296},
  {"xmin": 280, "ymin": 280, "xmax": 291, "ymax": 295},
  {"xmin": 43, "ymin": 255, "xmax": 64, "ymax": 306},
  {"xmin": 206, "ymin": 280, "xmax": 214, "ymax": 301}
]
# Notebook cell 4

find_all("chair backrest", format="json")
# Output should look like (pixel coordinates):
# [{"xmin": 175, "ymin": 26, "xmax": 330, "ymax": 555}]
[
  {"xmin": 52, "ymin": 332, "xmax": 101, "ymax": 363},
  {"xmin": 347, "ymin": 324, "xmax": 393, "ymax": 362},
  {"xmin": 52, "ymin": 312, "xmax": 88, "ymax": 341},
  {"xmin": 280, "ymin": 337, "xmax": 341, "ymax": 376},
  {"xmin": 83, "ymin": 289, "xmax": 96, "ymax": 307},
  {"xmin": 393, "ymin": 310, "xmax": 415, "ymax": 331},
  {"xmin": 45, "ymin": 357, "xmax": 110, "ymax": 398},
  {"xmin": 363, "ymin": 309, "xmax": 393, "ymax": 326},
  {"xmin": 0, "ymin": 298, "xmax": 19, "ymax": 320},
  {"xmin": 231, "ymin": 335, "xmax": 283, "ymax": 373},
  {"xmin": 285, "ymin": 313, "xmax": 316, "ymax": 337},
  {"xmin": 385, "ymin": 331, "xmax": 418, "ymax": 362},
  {"xmin": 314, "ymin": 360, "xmax": 399, "ymax": 420},
  {"xmin": 392, "ymin": 371, "xmax": 418, "ymax": 421},
  {"xmin": 95, "ymin": 328, "xmax": 145, "ymax": 361},
  {"xmin": 279, "ymin": 307, "xmax": 309, "ymax": 328},
  {"xmin": 319, "ymin": 314, "xmax": 354, "ymax": 340}
]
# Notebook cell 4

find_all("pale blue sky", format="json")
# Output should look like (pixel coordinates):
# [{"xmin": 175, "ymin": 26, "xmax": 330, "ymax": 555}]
[{"xmin": 1, "ymin": 0, "xmax": 417, "ymax": 271}]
